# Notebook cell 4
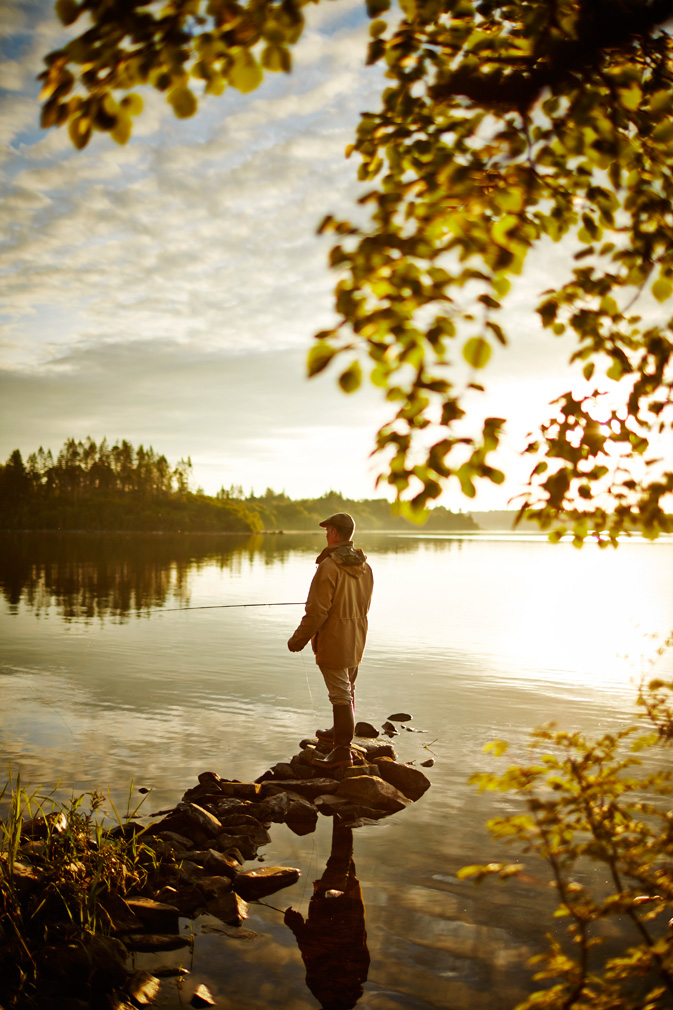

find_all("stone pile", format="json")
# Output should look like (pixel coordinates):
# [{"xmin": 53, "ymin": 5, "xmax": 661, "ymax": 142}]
[{"xmin": 4, "ymin": 714, "xmax": 432, "ymax": 1008}]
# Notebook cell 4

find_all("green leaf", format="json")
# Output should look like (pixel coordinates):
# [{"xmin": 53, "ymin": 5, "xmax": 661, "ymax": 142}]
[
  {"xmin": 652, "ymin": 122, "xmax": 673, "ymax": 146},
  {"xmin": 338, "ymin": 361, "xmax": 362, "ymax": 393},
  {"xmin": 261, "ymin": 44, "xmax": 291, "ymax": 73},
  {"xmin": 55, "ymin": 0, "xmax": 79, "ymax": 25},
  {"xmin": 366, "ymin": 0, "xmax": 390, "ymax": 16},
  {"xmin": 307, "ymin": 341, "xmax": 337, "ymax": 377},
  {"xmin": 111, "ymin": 111, "xmax": 132, "ymax": 144},
  {"xmin": 463, "ymin": 337, "xmax": 491, "ymax": 369},
  {"xmin": 652, "ymin": 278, "xmax": 673, "ymax": 303},
  {"xmin": 229, "ymin": 51, "xmax": 263, "ymax": 94},
  {"xmin": 120, "ymin": 93, "xmax": 143, "ymax": 116},
  {"xmin": 168, "ymin": 85, "xmax": 197, "ymax": 118},
  {"xmin": 484, "ymin": 740, "xmax": 509, "ymax": 757},
  {"xmin": 68, "ymin": 114, "xmax": 91, "ymax": 149}
]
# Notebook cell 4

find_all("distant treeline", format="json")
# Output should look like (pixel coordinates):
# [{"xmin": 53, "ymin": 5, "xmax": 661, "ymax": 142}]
[
  {"xmin": 0, "ymin": 439, "xmax": 478, "ymax": 533},
  {"xmin": 0, "ymin": 439, "xmax": 260, "ymax": 532},
  {"xmin": 226, "ymin": 486, "xmax": 479, "ymax": 532}
]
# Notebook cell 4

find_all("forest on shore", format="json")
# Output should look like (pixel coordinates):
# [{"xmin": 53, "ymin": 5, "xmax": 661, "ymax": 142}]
[{"xmin": 0, "ymin": 439, "xmax": 478, "ymax": 533}]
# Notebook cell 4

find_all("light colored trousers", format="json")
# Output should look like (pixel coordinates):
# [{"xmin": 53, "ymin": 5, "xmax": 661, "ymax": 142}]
[{"xmin": 318, "ymin": 665, "xmax": 359, "ymax": 706}]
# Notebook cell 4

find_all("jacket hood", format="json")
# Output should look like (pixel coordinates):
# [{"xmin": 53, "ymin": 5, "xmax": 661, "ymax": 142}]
[
  {"xmin": 331, "ymin": 544, "xmax": 369, "ymax": 577},
  {"xmin": 315, "ymin": 542, "xmax": 368, "ymax": 576}
]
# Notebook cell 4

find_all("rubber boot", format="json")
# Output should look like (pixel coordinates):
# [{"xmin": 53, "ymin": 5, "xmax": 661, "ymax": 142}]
[
  {"xmin": 316, "ymin": 684, "xmax": 355, "ymax": 741},
  {"xmin": 313, "ymin": 704, "xmax": 354, "ymax": 768}
]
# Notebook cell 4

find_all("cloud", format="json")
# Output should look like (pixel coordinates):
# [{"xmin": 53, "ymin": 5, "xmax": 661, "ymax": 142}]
[{"xmin": 0, "ymin": 340, "xmax": 391, "ymax": 497}]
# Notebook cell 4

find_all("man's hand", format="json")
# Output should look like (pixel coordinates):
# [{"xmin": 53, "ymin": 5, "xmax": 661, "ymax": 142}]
[{"xmin": 287, "ymin": 637, "xmax": 303, "ymax": 652}]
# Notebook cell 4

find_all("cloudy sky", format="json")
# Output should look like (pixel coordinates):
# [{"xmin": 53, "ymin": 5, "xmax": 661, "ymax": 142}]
[{"xmin": 0, "ymin": 0, "xmax": 591, "ymax": 509}]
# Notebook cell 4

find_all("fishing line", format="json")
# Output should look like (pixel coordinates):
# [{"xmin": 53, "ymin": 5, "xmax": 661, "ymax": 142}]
[
  {"xmin": 149, "ymin": 602, "xmax": 305, "ymax": 615},
  {"xmin": 301, "ymin": 651, "xmax": 316, "ymax": 715}
]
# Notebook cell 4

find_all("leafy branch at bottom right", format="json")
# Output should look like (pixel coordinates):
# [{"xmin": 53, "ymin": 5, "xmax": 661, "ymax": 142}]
[{"xmin": 461, "ymin": 676, "xmax": 673, "ymax": 1010}]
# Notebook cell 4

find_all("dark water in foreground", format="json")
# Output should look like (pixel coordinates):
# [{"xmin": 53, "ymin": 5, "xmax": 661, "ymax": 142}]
[{"xmin": 2, "ymin": 530, "xmax": 673, "ymax": 1009}]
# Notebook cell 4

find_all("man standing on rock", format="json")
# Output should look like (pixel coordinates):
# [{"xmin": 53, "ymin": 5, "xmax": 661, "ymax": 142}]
[{"xmin": 287, "ymin": 512, "xmax": 374, "ymax": 769}]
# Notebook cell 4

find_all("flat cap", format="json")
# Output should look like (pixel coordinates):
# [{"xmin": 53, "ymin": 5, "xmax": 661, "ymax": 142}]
[{"xmin": 319, "ymin": 512, "xmax": 355, "ymax": 534}]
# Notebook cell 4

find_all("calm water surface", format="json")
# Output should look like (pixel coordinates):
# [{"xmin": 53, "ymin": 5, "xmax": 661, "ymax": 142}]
[{"xmin": 2, "ymin": 530, "xmax": 672, "ymax": 1009}]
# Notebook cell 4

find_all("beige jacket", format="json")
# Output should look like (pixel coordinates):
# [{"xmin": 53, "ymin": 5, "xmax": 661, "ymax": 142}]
[{"xmin": 288, "ymin": 542, "xmax": 374, "ymax": 669}]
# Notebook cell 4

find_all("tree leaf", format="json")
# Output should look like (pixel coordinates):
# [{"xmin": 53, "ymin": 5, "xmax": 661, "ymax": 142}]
[
  {"xmin": 168, "ymin": 85, "xmax": 197, "ymax": 119},
  {"xmin": 338, "ymin": 361, "xmax": 362, "ymax": 393},
  {"xmin": 462, "ymin": 337, "xmax": 492, "ymax": 369},
  {"xmin": 652, "ymin": 278, "xmax": 673, "ymax": 303},
  {"xmin": 307, "ymin": 341, "xmax": 337, "ymax": 377},
  {"xmin": 55, "ymin": 0, "xmax": 79, "ymax": 25},
  {"xmin": 229, "ymin": 51, "xmax": 264, "ymax": 93}
]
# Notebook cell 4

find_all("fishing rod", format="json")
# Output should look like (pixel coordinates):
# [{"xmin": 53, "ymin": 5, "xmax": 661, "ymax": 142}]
[{"xmin": 155, "ymin": 601, "xmax": 306, "ymax": 614}]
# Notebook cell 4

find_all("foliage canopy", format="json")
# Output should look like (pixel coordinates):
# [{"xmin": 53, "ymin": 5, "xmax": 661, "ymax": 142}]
[{"xmin": 40, "ymin": 0, "xmax": 673, "ymax": 541}]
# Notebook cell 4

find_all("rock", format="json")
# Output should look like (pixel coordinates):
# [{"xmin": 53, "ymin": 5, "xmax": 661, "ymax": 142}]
[
  {"xmin": 388, "ymin": 712, "xmax": 412, "ymax": 722},
  {"xmin": 178, "ymin": 860, "xmax": 207, "ymax": 883},
  {"xmin": 421, "ymin": 758, "xmax": 435, "ymax": 768},
  {"xmin": 336, "ymin": 776, "xmax": 410, "ymax": 813},
  {"xmin": 151, "ymin": 813, "xmax": 210, "ymax": 848},
  {"xmin": 38, "ymin": 998, "xmax": 89, "ymax": 1010},
  {"xmin": 154, "ymin": 966, "xmax": 190, "ymax": 978},
  {"xmin": 107, "ymin": 819, "xmax": 145, "ymax": 841},
  {"xmin": 339, "ymin": 813, "xmax": 388, "ymax": 828},
  {"xmin": 313, "ymin": 794, "xmax": 351, "ymax": 815},
  {"xmin": 212, "ymin": 797, "xmax": 257, "ymax": 818},
  {"xmin": 124, "ymin": 970, "xmax": 161, "ymax": 1005},
  {"xmin": 22, "ymin": 811, "xmax": 67, "ymax": 839},
  {"xmin": 197, "ymin": 875, "xmax": 234, "ymax": 904},
  {"xmin": 373, "ymin": 757, "xmax": 431, "ymax": 801},
  {"xmin": 198, "ymin": 770, "xmax": 222, "ymax": 788},
  {"xmin": 98, "ymin": 894, "xmax": 143, "ymax": 935},
  {"xmin": 40, "ymin": 936, "xmax": 128, "ymax": 996},
  {"xmin": 191, "ymin": 982, "xmax": 216, "ymax": 1007},
  {"xmin": 6, "ymin": 860, "xmax": 43, "ymax": 891},
  {"xmin": 254, "ymin": 792, "xmax": 293, "ymax": 822},
  {"xmin": 209, "ymin": 890, "xmax": 248, "ymax": 927},
  {"xmin": 204, "ymin": 849, "xmax": 241, "ymax": 879},
  {"xmin": 354, "ymin": 721, "xmax": 379, "ymax": 738},
  {"xmin": 218, "ymin": 817, "xmax": 271, "ymax": 847},
  {"xmin": 211, "ymin": 832, "xmax": 260, "ymax": 861},
  {"xmin": 168, "ymin": 883, "xmax": 204, "ymax": 916},
  {"xmin": 342, "ymin": 763, "xmax": 380, "ymax": 778},
  {"xmin": 288, "ymin": 753, "xmax": 323, "ymax": 779},
  {"xmin": 233, "ymin": 866, "xmax": 301, "ymax": 901},
  {"xmin": 215, "ymin": 781, "xmax": 262, "ymax": 800},
  {"xmin": 125, "ymin": 934, "xmax": 192, "ymax": 953},
  {"xmin": 20, "ymin": 839, "xmax": 47, "ymax": 859},
  {"xmin": 175, "ymin": 802, "xmax": 223, "ymax": 838},
  {"xmin": 261, "ymin": 778, "xmax": 339, "ymax": 801},
  {"xmin": 381, "ymin": 721, "xmax": 399, "ymax": 736},
  {"xmin": 285, "ymin": 797, "xmax": 319, "ymax": 836},
  {"xmin": 352, "ymin": 739, "xmax": 397, "ymax": 761},
  {"xmin": 150, "ymin": 830, "xmax": 195, "ymax": 851},
  {"xmin": 255, "ymin": 762, "xmax": 296, "ymax": 782},
  {"xmin": 154, "ymin": 885, "xmax": 180, "ymax": 905},
  {"xmin": 125, "ymin": 897, "xmax": 180, "ymax": 933}
]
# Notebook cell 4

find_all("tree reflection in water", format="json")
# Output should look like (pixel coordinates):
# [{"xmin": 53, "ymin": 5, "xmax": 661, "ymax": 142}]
[
  {"xmin": 285, "ymin": 821, "xmax": 370, "ymax": 1010},
  {"xmin": 0, "ymin": 531, "xmax": 258, "ymax": 620},
  {"xmin": 0, "ymin": 530, "xmax": 433, "ymax": 622}
]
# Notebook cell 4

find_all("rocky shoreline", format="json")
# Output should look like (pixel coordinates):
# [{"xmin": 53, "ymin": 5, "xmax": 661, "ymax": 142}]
[{"xmin": 4, "ymin": 716, "xmax": 432, "ymax": 1009}]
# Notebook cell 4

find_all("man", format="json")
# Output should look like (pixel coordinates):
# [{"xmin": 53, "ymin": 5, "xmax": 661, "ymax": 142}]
[{"xmin": 287, "ymin": 512, "xmax": 374, "ymax": 768}]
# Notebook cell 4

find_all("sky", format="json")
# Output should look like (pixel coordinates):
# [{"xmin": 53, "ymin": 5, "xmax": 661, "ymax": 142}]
[{"xmin": 0, "ymin": 0, "xmax": 620, "ymax": 511}]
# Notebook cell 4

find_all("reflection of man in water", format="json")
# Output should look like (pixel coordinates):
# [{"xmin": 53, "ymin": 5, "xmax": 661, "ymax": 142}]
[{"xmin": 285, "ymin": 821, "xmax": 369, "ymax": 1010}]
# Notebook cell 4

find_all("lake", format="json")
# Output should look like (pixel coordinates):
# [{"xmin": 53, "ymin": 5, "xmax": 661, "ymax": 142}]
[{"xmin": 2, "ymin": 529, "xmax": 673, "ymax": 1009}]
